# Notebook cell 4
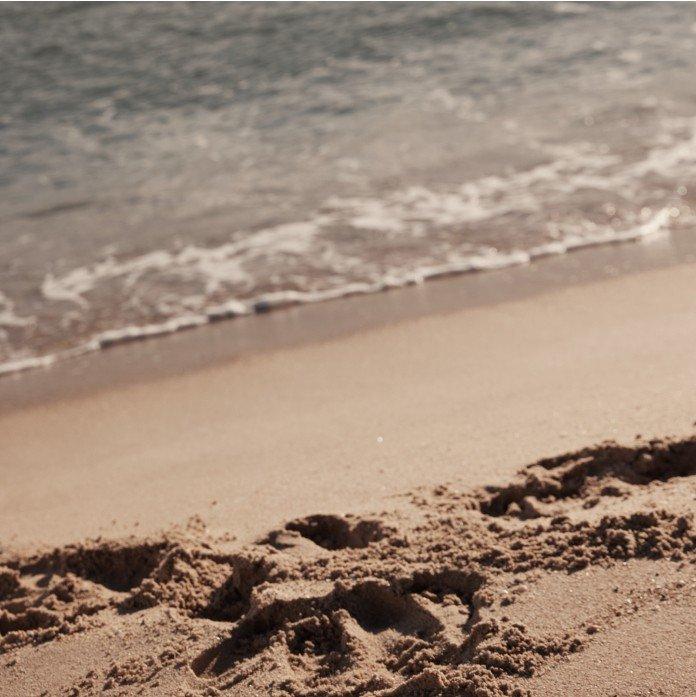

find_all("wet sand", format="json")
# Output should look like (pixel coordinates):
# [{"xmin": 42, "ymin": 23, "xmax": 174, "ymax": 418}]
[
  {"xmin": 1, "ymin": 261, "xmax": 695, "ymax": 548},
  {"xmin": 1, "ymin": 261, "xmax": 695, "ymax": 695},
  {"xmin": 2, "ymin": 226, "xmax": 695, "ymax": 414}
]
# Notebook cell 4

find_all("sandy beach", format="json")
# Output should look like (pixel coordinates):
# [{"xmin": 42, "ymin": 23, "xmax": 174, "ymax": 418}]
[
  {"xmin": 3, "ymin": 4, "xmax": 696, "ymax": 694},
  {"xmin": 1, "ymin": 260, "xmax": 695, "ymax": 696}
]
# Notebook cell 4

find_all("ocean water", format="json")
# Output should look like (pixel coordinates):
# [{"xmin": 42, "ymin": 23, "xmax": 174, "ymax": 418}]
[{"xmin": 1, "ymin": 1, "xmax": 696, "ymax": 374}]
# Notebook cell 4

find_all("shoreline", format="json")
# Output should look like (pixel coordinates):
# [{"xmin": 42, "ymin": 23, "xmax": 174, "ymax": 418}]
[
  {"xmin": 5, "ymin": 5, "xmax": 696, "ymax": 693},
  {"xmin": 0, "ymin": 204, "xmax": 678, "ymax": 382},
  {"xmin": 1, "ymin": 259, "xmax": 695, "ymax": 551},
  {"xmin": 2, "ymin": 247, "xmax": 695, "ymax": 697},
  {"xmin": 1, "ymin": 225, "xmax": 694, "ymax": 414}
]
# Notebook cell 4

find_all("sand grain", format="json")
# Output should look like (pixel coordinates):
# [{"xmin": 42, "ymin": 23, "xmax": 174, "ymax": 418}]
[{"xmin": 1, "ymin": 437, "xmax": 694, "ymax": 696}]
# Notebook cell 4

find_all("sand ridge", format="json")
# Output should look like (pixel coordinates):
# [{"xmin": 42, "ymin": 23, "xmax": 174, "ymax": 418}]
[{"xmin": 1, "ymin": 436, "xmax": 694, "ymax": 696}]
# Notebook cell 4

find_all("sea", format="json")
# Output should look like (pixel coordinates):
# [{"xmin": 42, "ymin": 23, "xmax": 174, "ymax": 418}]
[{"xmin": 1, "ymin": 1, "xmax": 696, "ymax": 374}]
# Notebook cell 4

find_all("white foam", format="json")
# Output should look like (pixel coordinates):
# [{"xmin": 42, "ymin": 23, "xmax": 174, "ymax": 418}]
[
  {"xmin": 325, "ymin": 145, "xmax": 623, "ymax": 237},
  {"xmin": 40, "ymin": 218, "xmax": 328, "ymax": 308},
  {"xmin": 0, "ymin": 291, "xmax": 35, "ymax": 328},
  {"xmin": 5, "ymin": 118, "xmax": 693, "ymax": 379},
  {"xmin": 0, "ymin": 353, "xmax": 57, "ymax": 376},
  {"xmin": 93, "ymin": 314, "xmax": 210, "ymax": 349},
  {"xmin": 37, "ymin": 121, "xmax": 693, "ymax": 315},
  {"xmin": 0, "ymin": 205, "xmax": 673, "ymax": 379}
]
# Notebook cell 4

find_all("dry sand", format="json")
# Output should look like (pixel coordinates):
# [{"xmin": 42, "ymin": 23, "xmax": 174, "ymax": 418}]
[
  {"xmin": 1, "ymin": 262, "xmax": 696, "ymax": 695},
  {"xmin": 1, "ymin": 438, "xmax": 694, "ymax": 696}
]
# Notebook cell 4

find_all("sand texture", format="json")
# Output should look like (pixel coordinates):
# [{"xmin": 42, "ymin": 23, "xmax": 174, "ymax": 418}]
[
  {"xmin": 3, "ymin": 262, "xmax": 696, "ymax": 554},
  {"xmin": 2, "ymin": 436, "xmax": 694, "ymax": 696}
]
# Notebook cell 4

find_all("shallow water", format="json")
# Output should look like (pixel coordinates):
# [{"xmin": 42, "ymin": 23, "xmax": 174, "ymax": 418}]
[{"xmin": 1, "ymin": 1, "xmax": 696, "ymax": 372}]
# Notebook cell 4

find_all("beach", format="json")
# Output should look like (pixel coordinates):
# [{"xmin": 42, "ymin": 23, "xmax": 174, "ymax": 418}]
[
  {"xmin": 1, "ymin": 258, "xmax": 695, "ymax": 696},
  {"xmin": 3, "ymin": 3, "xmax": 696, "ymax": 694}
]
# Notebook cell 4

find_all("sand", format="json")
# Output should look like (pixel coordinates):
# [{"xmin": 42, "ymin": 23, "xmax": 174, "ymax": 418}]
[
  {"xmin": 1, "ymin": 261, "xmax": 696, "ymax": 695},
  {"xmin": 1, "ymin": 437, "xmax": 694, "ymax": 695}
]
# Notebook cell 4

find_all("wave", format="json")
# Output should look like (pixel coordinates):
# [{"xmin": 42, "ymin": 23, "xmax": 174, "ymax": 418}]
[
  {"xmin": 34, "ymin": 124, "xmax": 693, "ymax": 315},
  {"xmin": 0, "ymin": 206, "xmax": 673, "ymax": 378},
  {"xmin": 3, "ymin": 112, "xmax": 694, "ymax": 378}
]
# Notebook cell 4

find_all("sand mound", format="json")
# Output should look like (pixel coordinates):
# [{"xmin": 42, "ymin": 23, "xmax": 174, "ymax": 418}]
[{"xmin": 1, "ymin": 437, "xmax": 694, "ymax": 696}]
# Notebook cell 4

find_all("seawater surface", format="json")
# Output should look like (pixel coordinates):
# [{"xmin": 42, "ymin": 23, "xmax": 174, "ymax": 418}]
[{"xmin": 1, "ymin": 2, "xmax": 696, "ymax": 373}]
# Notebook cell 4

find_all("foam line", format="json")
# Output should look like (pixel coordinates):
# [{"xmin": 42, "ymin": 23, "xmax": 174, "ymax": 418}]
[{"xmin": 0, "ymin": 207, "xmax": 672, "ymax": 378}]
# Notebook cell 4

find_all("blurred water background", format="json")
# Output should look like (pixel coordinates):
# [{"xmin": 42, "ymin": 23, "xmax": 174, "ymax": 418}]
[{"xmin": 1, "ymin": 1, "xmax": 696, "ymax": 372}]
